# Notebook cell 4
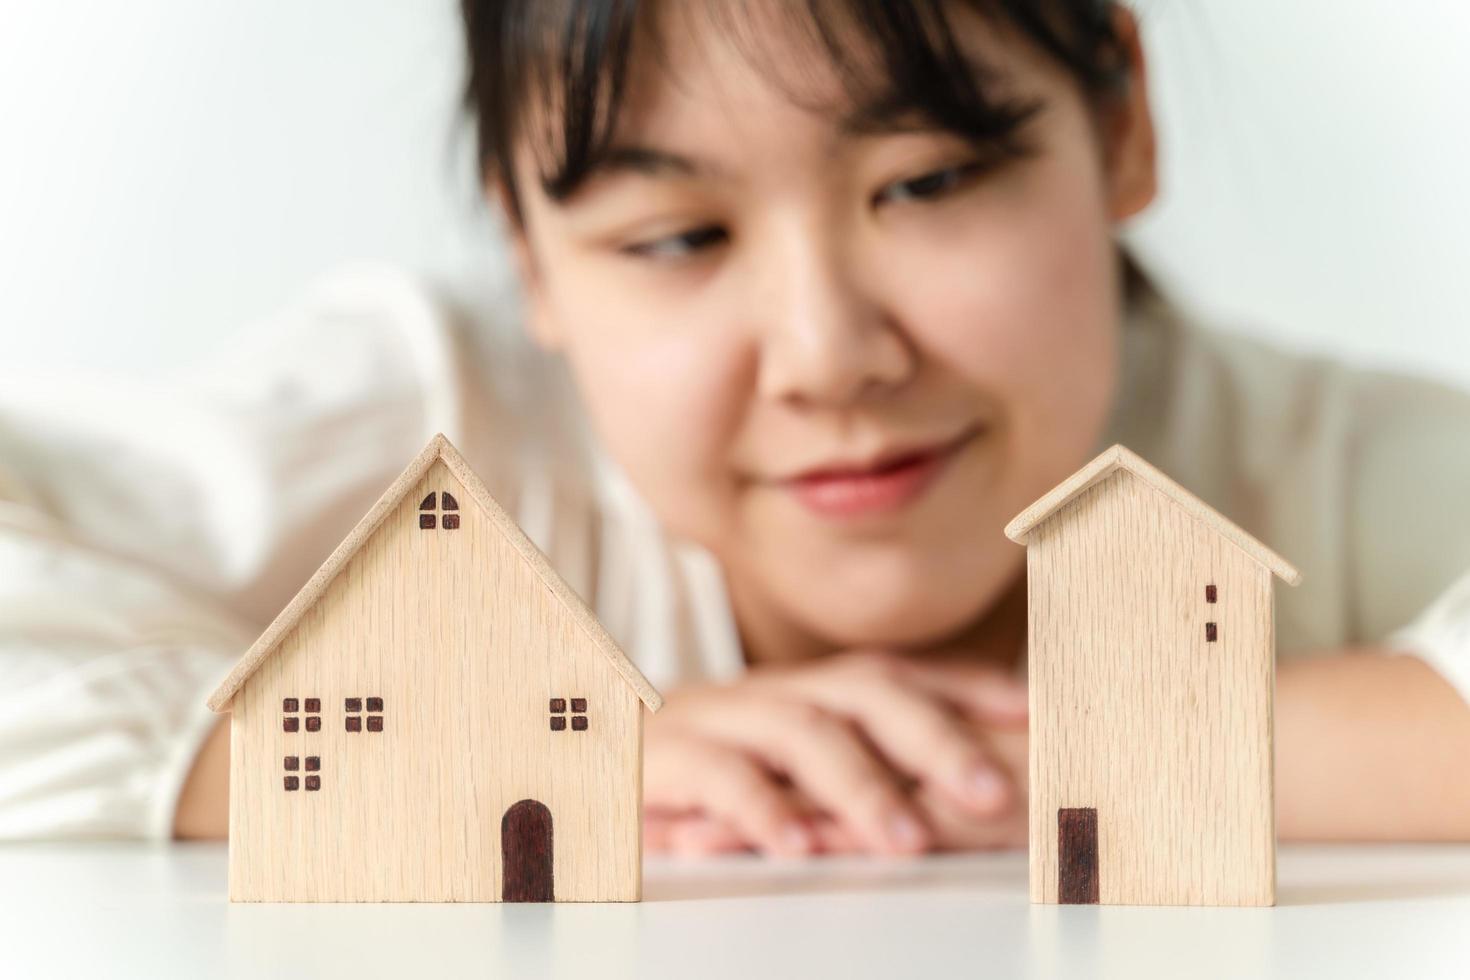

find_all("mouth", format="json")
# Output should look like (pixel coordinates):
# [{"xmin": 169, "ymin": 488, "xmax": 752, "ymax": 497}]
[{"xmin": 776, "ymin": 424, "xmax": 984, "ymax": 520}]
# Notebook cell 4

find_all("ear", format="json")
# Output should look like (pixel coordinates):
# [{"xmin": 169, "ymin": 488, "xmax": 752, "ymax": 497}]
[
  {"xmin": 1102, "ymin": 7, "xmax": 1159, "ymax": 223},
  {"xmin": 493, "ymin": 179, "xmax": 565, "ymax": 352}
]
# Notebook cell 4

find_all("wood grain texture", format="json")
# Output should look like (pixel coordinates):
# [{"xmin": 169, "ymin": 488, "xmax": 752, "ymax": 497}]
[
  {"xmin": 1006, "ymin": 444, "xmax": 1300, "ymax": 586},
  {"xmin": 207, "ymin": 433, "xmax": 662, "ymax": 714},
  {"xmin": 222, "ymin": 450, "xmax": 647, "ymax": 902},
  {"xmin": 1020, "ymin": 460, "xmax": 1285, "ymax": 907}
]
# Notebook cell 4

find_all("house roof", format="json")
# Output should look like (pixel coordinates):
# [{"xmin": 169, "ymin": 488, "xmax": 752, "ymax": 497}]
[
  {"xmin": 206, "ymin": 433, "xmax": 663, "ymax": 713},
  {"xmin": 1004, "ymin": 444, "xmax": 1301, "ymax": 586}
]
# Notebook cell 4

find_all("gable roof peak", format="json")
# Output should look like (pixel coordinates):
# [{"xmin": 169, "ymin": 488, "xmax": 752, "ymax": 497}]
[
  {"xmin": 1004, "ymin": 444, "xmax": 1301, "ymax": 586},
  {"xmin": 206, "ymin": 432, "xmax": 663, "ymax": 712}
]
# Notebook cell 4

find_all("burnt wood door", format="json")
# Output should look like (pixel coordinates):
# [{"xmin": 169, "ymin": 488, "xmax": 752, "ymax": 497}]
[
  {"xmin": 1058, "ymin": 807, "xmax": 1099, "ymax": 904},
  {"xmin": 502, "ymin": 799, "xmax": 554, "ymax": 902}
]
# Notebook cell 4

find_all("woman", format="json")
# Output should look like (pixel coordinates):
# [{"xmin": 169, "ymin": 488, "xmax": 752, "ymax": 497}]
[{"xmin": 4, "ymin": 0, "xmax": 1468, "ymax": 850}]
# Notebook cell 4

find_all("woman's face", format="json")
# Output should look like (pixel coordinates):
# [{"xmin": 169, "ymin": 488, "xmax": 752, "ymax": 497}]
[{"xmin": 506, "ymin": 3, "xmax": 1156, "ymax": 653}]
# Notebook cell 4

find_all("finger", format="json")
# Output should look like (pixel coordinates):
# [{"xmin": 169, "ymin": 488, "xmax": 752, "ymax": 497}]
[
  {"xmin": 645, "ymin": 812, "xmax": 746, "ymax": 854},
  {"xmin": 684, "ymin": 698, "xmax": 931, "ymax": 856},
  {"xmin": 902, "ymin": 657, "xmax": 1030, "ymax": 731},
  {"xmin": 644, "ymin": 813, "xmax": 682, "ymax": 853},
  {"xmin": 645, "ymin": 813, "xmax": 756, "ymax": 855},
  {"xmin": 667, "ymin": 816, "xmax": 755, "ymax": 856},
  {"xmin": 806, "ymin": 816, "xmax": 866, "ymax": 854},
  {"xmin": 646, "ymin": 733, "xmax": 815, "ymax": 857},
  {"xmin": 760, "ymin": 655, "xmax": 1013, "ymax": 816},
  {"xmin": 912, "ymin": 783, "xmax": 1030, "ymax": 852}
]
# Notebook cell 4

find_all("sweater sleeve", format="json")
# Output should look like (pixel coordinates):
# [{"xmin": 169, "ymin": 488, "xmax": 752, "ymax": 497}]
[
  {"xmin": 1347, "ymin": 367, "xmax": 1470, "ymax": 706},
  {"xmin": 0, "ymin": 267, "xmax": 466, "ymax": 838},
  {"xmin": 1388, "ymin": 569, "xmax": 1470, "ymax": 707},
  {"xmin": 0, "ymin": 527, "xmax": 249, "ymax": 839}
]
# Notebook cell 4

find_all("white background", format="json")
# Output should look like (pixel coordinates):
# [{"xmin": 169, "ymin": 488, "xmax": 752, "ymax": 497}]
[{"xmin": 1, "ymin": 1, "xmax": 1466, "ymax": 385}]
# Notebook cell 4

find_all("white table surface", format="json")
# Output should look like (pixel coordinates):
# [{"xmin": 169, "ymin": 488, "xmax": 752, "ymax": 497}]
[{"xmin": 3, "ymin": 843, "xmax": 1469, "ymax": 979}]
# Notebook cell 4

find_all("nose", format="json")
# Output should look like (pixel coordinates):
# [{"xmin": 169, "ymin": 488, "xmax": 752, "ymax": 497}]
[{"xmin": 755, "ymin": 226, "xmax": 915, "ymax": 408}]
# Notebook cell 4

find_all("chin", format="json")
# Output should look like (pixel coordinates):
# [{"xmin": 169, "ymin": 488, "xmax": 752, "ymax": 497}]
[
  {"xmin": 812, "ymin": 598, "xmax": 982, "ymax": 651},
  {"xmin": 734, "ymin": 466, "xmax": 1025, "ymax": 651},
  {"xmin": 781, "ymin": 552, "xmax": 1001, "ymax": 651}
]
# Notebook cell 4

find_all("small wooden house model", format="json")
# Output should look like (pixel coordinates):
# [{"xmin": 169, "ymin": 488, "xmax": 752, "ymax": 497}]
[
  {"xmin": 1005, "ymin": 445, "xmax": 1300, "ymax": 907},
  {"xmin": 206, "ymin": 433, "xmax": 662, "ymax": 903}
]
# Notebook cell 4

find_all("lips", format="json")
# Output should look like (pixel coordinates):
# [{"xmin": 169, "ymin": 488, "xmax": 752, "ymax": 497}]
[{"xmin": 778, "ymin": 426, "xmax": 981, "ymax": 520}]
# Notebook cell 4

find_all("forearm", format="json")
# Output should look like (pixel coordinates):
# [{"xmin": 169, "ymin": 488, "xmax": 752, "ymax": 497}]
[
  {"xmin": 173, "ymin": 718, "xmax": 230, "ymax": 839},
  {"xmin": 1275, "ymin": 650, "xmax": 1470, "ymax": 841}
]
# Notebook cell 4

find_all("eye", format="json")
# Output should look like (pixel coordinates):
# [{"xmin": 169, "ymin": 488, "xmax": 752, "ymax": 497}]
[
  {"xmin": 621, "ymin": 225, "xmax": 728, "ymax": 260},
  {"xmin": 876, "ymin": 160, "xmax": 989, "ymax": 206}
]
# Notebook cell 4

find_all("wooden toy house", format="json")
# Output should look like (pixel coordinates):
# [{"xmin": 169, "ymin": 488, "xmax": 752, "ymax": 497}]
[
  {"xmin": 1005, "ymin": 445, "xmax": 1300, "ymax": 907},
  {"xmin": 206, "ymin": 433, "xmax": 662, "ymax": 903}
]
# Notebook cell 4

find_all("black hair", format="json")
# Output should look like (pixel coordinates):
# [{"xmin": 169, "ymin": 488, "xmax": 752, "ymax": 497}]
[{"xmin": 460, "ymin": 0, "xmax": 1128, "ymax": 226}]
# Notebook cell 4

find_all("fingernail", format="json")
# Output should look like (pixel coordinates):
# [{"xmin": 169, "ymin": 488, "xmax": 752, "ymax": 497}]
[
  {"xmin": 966, "ymin": 766, "xmax": 1007, "ymax": 808},
  {"xmin": 888, "ymin": 813, "xmax": 926, "ymax": 851}
]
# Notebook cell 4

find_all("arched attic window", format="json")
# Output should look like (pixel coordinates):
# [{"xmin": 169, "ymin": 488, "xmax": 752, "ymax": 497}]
[{"xmin": 418, "ymin": 491, "xmax": 460, "ymax": 530}]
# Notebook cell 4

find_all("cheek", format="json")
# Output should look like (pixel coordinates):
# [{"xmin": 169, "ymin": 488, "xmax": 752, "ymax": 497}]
[
  {"xmin": 522, "ymin": 205, "xmax": 758, "ymax": 547},
  {"xmin": 889, "ymin": 147, "xmax": 1121, "ymax": 456},
  {"xmin": 555, "ymin": 307, "xmax": 754, "ymax": 543}
]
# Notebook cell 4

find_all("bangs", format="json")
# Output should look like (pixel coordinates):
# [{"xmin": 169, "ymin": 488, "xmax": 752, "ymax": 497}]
[{"xmin": 462, "ymin": 0, "xmax": 1125, "ymax": 222}]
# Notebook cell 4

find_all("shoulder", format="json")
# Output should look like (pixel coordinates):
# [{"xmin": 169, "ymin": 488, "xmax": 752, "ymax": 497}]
[
  {"xmin": 0, "ymin": 266, "xmax": 577, "ymax": 617},
  {"xmin": 1111, "ymin": 285, "xmax": 1470, "ymax": 648}
]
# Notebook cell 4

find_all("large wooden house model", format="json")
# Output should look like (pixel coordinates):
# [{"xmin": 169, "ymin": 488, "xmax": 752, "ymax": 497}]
[
  {"xmin": 1005, "ymin": 445, "xmax": 1300, "ymax": 907},
  {"xmin": 206, "ymin": 433, "xmax": 662, "ymax": 903}
]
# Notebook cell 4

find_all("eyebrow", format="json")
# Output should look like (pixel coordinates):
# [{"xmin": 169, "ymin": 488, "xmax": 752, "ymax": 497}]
[
  {"xmin": 578, "ymin": 101, "xmax": 928, "ymax": 186},
  {"xmin": 554, "ymin": 109, "xmax": 934, "ymax": 196},
  {"xmin": 599, "ymin": 145, "xmax": 709, "ymax": 177},
  {"xmin": 547, "ymin": 86, "xmax": 1040, "ymax": 201},
  {"xmin": 544, "ymin": 144, "xmax": 715, "ymax": 201},
  {"xmin": 838, "ymin": 87, "xmax": 1043, "ymax": 138}
]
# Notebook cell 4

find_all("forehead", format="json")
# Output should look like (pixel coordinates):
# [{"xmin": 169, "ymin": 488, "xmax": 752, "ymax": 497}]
[
  {"xmin": 621, "ymin": 1, "xmax": 1036, "ymax": 134},
  {"xmin": 514, "ymin": 0, "xmax": 1053, "ymax": 179}
]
